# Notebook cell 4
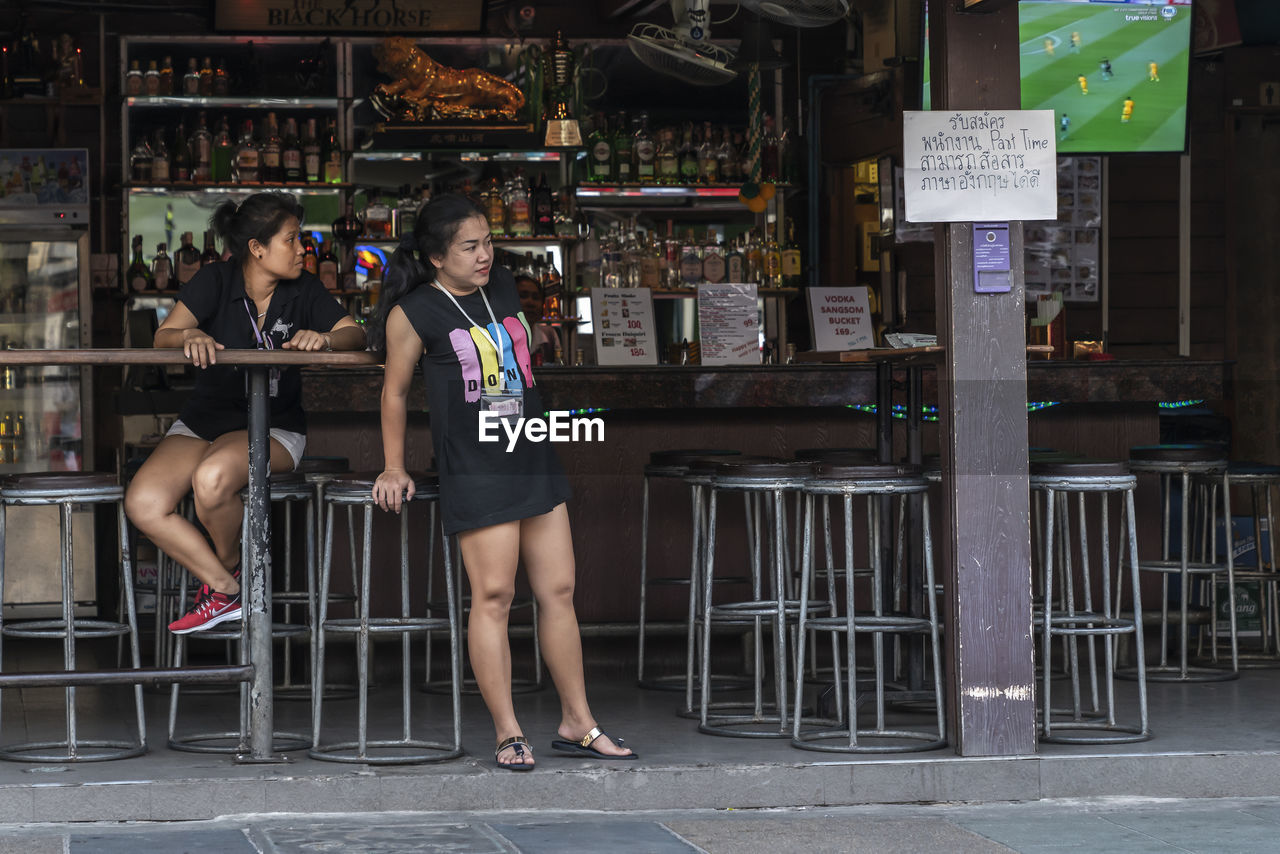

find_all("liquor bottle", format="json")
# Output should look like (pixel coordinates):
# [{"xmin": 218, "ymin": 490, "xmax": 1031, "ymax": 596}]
[
  {"xmin": 125, "ymin": 59, "xmax": 144, "ymax": 96},
  {"xmin": 698, "ymin": 122, "xmax": 718, "ymax": 184},
  {"xmin": 201, "ymin": 229, "xmax": 221, "ymax": 266},
  {"xmin": 362, "ymin": 193, "xmax": 391, "ymax": 238},
  {"xmin": 781, "ymin": 219, "xmax": 802, "ymax": 286},
  {"xmin": 613, "ymin": 112, "xmax": 633, "ymax": 184},
  {"xmin": 587, "ymin": 113, "xmax": 612, "ymax": 183},
  {"xmin": 212, "ymin": 57, "xmax": 229, "ymax": 96},
  {"xmin": 678, "ymin": 125, "xmax": 699, "ymax": 184},
  {"xmin": 761, "ymin": 114, "xmax": 780, "ymax": 182},
  {"xmin": 260, "ymin": 112, "xmax": 282, "ymax": 183},
  {"xmin": 745, "ymin": 228, "xmax": 764, "ymax": 284},
  {"xmin": 129, "ymin": 133, "xmax": 153, "ymax": 183},
  {"xmin": 656, "ymin": 127, "xmax": 679, "ymax": 184},
  {"xmin": 0, "ymin": 45, "xmax": 10, "ymax": 101},
  {"xmin": 663, "ymin": 219, "xmax": 680, "ymax": 287},
  {"xmin": 504, "ymin": 170, "xmax": 532, "ymax": 237},
  {"xmin": 702, "ymin": 233, "xmax": 726, "ymax": 284},
  {"xmin": 144, "ymin": 59, "xmax": 160, "ymax": 95},
  {"xmin": 717, "ymin": 124, "xmax": 738, "ymax": 184},
  {"xmin": 531, "ymin": 172, "xmax": 554, "ymax": 237},
  {"xmin": 172, "ymin": 122, "xmax": 191, "ymax": 182},
  {"xmin": 726, "ymin": 235, "xmax": 745, "ymax": 283},
  {"xmin": 483, "ymin": 176, "xmax": 505, "ymax": 236},
  {"xmin": 322, "ymin": 118, "xmax": 343, "ymax": 183},
  {"xmin": 152, "ymin": 243, "xmax": 173, "ymax": 290},
  {"xmin": 302, "ymin": 117, "xmax": 321, "ymax": 182},
  {"xmin": 281, "ymin": 117, "xmax": 302, "ymax": 182},
  {"xmin": 191, "ymin": 110, "xmax": 212, "ymax": 183},
  {"xmin": 397, "ymin": 184, "xmax": 418, "ymax": 236},
  {"xmin": 542, "ymin": 255, "xmax": 563, "ymax": 321},
  {"xmin": 638, "ymin": 230, "xmax": 660, "ymax": 288},
  {"xmin": 150, "ymin": 129, "xmax": 170, "ymax": 184},
  {"xmin": 211, "ymin": 115, "xmax": 234, "ymax": 183},
  {"xmin": 126, "ymin": 235, "xmax": 152, "ymax": 292},
  {"xmin": 233, "ymin": 119, "xmax": 259, "ymax": 184},
  {"xmin": 679, "ymin": 229, "xmax": 703, "ymax": 286},
  {"xmin": 198, "ymin": 56, "xmax": 213, "ymax": 96},
  {"xmin": 779, "ymin": 116, "xmax": 798, "ymax": 184},
  {"xmin": 601, "ymin": 228, "xmax": 622, "ymax": 288},
  {"xmin": 175, "ymin": 231, "xmax": 202, "ymax": 284},
  {"xmin": 159, "ymin": 55, "xmax": 174, "ymax": 95},
  {"xmin": 317, "ymin": 239, "xmax": 339, "ymax": 291},
  {"xmin": 182, "ymin": 57, "xmax": 200, "ymax": 96},
  {"xmin": 634, "ymin": 112, "xmax": 656, "ymax": 183},
  {"xmin": 762, "ymin": 226, "xmax": 782, "ymax": 287},
  {"xmin": 302, "ymin": 236, "xmax": 319, "ymax": 275},
  {"xmin": 331, "ymin": 200, "xmax": 362, "ymax": 290}
]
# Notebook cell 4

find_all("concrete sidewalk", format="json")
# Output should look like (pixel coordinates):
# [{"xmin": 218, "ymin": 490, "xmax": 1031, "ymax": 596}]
[{"xmin": 5, "ymin": 797, "xmax": 1280, "ymax": 853}]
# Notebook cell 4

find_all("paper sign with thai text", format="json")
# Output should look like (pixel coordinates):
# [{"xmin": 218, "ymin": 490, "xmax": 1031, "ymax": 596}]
[
  {"xmin": 590, "ymin": 288, "xmax": 658, "ymax": 366},
  {"xmin": 697, "ymin": 284, "xmax": 760, "ymax": 365},
  {"xmin": 903, "ymin": 110, "xmax": 1057, "ymax": 223},
  {"xmin": 808, "ymin": 287, "xmax": 874, "ymax": 351}
]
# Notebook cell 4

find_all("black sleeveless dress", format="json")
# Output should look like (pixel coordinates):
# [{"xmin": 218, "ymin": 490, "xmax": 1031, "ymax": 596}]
[{"xmin": 396, "ymin": 265, "xmax": 572, "ymax": 535}]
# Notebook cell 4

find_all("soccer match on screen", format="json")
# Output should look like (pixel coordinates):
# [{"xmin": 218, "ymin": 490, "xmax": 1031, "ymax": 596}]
[{"xmin": 1019, "ymin": 0, "xmax": 1193, "ymax": 154}]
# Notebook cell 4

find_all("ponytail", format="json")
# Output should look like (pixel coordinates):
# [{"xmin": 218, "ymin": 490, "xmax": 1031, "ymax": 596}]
[{"xmin": 367, "ymin": 243, "xmax": 430, "ymax": 355}]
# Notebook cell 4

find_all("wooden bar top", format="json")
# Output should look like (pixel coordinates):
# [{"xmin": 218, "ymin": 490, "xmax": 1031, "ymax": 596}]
[{"xmin": 0, "ymin": 348, "xmax": 378, "ymax": 367}]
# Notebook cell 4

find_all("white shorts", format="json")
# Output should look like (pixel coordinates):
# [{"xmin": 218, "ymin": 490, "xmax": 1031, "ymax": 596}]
[{"xmin": 166, "ymin": 420, "xmax": 306, "ymax": 470}]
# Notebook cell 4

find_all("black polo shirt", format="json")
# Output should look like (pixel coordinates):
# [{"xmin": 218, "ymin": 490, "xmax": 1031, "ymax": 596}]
[{"xmin": 174, "ymin": 260, "xmax": 348, "ymax": 440}]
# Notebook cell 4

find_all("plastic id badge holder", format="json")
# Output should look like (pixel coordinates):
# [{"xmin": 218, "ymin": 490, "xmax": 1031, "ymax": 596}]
[{"xmin": 481, "ymin": 387, "xmax": 523, "ymax": 423}]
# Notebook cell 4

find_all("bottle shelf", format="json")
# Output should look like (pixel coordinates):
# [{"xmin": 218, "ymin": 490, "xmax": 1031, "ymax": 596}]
[
  {"xmin": 350, "ymin": 150, "xmax": 570, "ymax": 164},
  {"xmin": 575, "ymin": 183, "xmax": 800, "ymax": 210},
  {"xmin": 126, "ymin": 182, "xmax": 351, "ymax": 194},
  {"xmin": 358, "ymin": 236, "xmax": 574, "ymax": 247},
  {"xmin": 126, "ymin": 96, "xmax": 341, "ymax": 109}
]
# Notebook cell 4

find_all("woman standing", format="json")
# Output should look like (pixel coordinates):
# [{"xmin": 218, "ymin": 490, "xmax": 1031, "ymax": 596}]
[
  {"xmin": 125, "ymin": 192, "xmax": 365, "ymax": 634},
  {"xmin": 370, "ymin": 193, "xmax": 634, "ymax": 770}
]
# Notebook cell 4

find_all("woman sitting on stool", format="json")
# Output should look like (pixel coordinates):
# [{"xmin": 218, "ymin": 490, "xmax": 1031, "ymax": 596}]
[{"xmin": 125, "ymin": 192, "xmax": 365, "ymax": 635}]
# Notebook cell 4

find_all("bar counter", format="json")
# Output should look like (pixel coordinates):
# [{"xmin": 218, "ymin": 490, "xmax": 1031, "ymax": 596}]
[
  {"xmin": 288, "ymin": 359, "xmax": 1228, "ymax": 625},
  {"xmin": 299, "ymin": 359, "xmax": 1231, "ymax": 413}
]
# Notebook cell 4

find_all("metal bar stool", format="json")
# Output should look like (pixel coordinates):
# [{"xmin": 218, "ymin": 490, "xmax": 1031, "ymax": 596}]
[
  {"xmin": 791, "ymin": 462, "xmax": 946, "ymax": 753},
  {"xmin": 0, "ymin": 473, "xmax": 145, "ymax": 762},
  {"xmin": 1208, "ymin": 462, "xmax": 1280, "ymax": 666},
  {"xmin": 166, "ymin": 472, "xmax": 316, "ymax": 753},
  {"xmin": 311, "ymin": 472, "xmax": 462, "ymax": 764},
  {"xmin": 1032, "ymin": 459, "xmax": 1149, "ymax": 744},
  {"xmin": 699, "ymin": 457, "xmax": 817, "ymax": 738},
  {"xmin": 638, "ymin": 448, "xmax": 741, "ymax": 690},
  {"xmin": 1125, "ymin": 444, "xmax": 1236, "ymax": 682}
]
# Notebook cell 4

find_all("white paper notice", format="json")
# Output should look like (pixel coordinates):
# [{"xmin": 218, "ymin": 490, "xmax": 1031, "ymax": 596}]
[
  {"xmin": 903, "ymin": 110, "xmax": 1058, "ymax": 223},
  {"xmin": 591, "ymin": 288, "xmax": 659, "ymax": 366},
  {"xmin": 808, "ymin": 286, "xmax": 874, "ymax": 351},
  {"xmin": 697, "ymin": 283, "xmax": 760, "ymax": 365}
]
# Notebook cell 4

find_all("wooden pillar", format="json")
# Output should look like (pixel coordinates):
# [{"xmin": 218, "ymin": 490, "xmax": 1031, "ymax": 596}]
[{"xmin": 932, "ymin": 1, "xmax": 1036, "ymax": 755}]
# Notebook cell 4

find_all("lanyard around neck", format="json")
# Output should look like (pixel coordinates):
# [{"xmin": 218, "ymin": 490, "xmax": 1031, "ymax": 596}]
[
  {"xmin": 432, "ymin": 281, "xmax": 504, "ymax": 373},
  {"xmin": 242, "ymin": 298, "xmax": 272, "ymax": 350}
]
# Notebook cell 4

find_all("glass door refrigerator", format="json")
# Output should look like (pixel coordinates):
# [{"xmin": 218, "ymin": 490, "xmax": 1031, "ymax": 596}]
[{"xmin": 0, "ymin": 148, "xmax": 95, "ymax": 618}]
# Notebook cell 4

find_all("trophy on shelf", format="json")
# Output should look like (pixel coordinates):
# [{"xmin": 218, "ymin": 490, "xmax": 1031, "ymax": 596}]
[
  {"xmin": 369, "ymin": 37, "xmax": 525, "ymax": 123},
  {"xmin": 543, "ymin": 31, "xmax": 581, "ymax": 148}
]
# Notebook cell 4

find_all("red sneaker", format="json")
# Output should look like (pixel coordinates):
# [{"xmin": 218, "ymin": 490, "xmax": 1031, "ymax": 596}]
[{"xmin": 169, "ymin": 586, "xmax": 242, "ymax": 635}]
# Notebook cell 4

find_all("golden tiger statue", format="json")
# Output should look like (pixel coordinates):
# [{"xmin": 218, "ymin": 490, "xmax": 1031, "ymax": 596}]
[{"xmin": 371, "ymin": 37, "xmax": 526, "ymax": 123}]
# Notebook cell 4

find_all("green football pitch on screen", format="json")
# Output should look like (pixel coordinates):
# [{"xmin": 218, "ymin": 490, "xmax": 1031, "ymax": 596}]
[{"xmin": 1019, "ymin": 1, "xmax": 1192, "ymax": 153}]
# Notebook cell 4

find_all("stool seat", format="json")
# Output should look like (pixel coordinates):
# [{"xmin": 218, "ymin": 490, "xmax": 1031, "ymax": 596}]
[
  {"xmin": 811, "ymin": 462, "xmax": 923, "ymax": 480},
  {"xmin": 713, "ymin": 457, "xmax": 811, "ymax": 478},
  {"xmin": 1030, "ymin": 459, "xmax": 1130, "ymax": 479},
  {"xmin": 1225, "ymin": 461, "xmax": 1280, "ymax": 482},
  {"xmin": 1129, "ymin": 444, "xmax": 1226, "ymax": 464},
  {"xmin": 295, "ymin": 456, "xmax": 351, "ymax": 476},
  {"xmin": 0, "ymin": 472, "xmax": 119, "ymax": 495},
  {"xmin": 269, "ymin": 472, "xmax": 310, "ymax": 490},
  {"xmin": 324, "ymin": 472, "xmax": 438, "ymax": 499},
  {"xmin": 650, "ymin": 449, "xmax": 741, "ymax": 467},
  {"xmin": 793, "ymin": 448, "xmax": 877, "ymax": 463}
]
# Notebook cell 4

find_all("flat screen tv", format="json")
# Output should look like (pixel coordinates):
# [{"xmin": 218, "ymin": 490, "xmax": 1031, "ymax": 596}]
[{"xmin": 1019, "ymin": 0, "xmax": 1193, "ymax": 154}]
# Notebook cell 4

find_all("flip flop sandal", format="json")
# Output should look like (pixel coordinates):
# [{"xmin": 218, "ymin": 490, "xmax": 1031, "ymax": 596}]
[
  {"xmin": 495, "ymin": 735, "xmax": 535, "ymax": 771},
  {"xmin": 550, "ymin": 726, "xmax": 638, "ymax": 760}
]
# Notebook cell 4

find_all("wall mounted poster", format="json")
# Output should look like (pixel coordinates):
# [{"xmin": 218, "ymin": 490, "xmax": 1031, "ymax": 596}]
[
  {"xmin": 590, "ymin": 288, "xmax": 658, "ymax": 366},
  {"xmin": 1024, "ymin": 156, "xmax": 1102, "ymax": 302},
  {"xmin": 903, "ymin": 110, "xmax": 1058, "ymax": 223},
  {"xmin": 697, "ymin": 284, "xmax": 760, "ymax": 365}
]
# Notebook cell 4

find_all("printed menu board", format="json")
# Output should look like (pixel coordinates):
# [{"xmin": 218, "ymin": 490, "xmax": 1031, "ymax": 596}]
[
  {"xmin": 590, "ymin": 288, "xmax": 658, "ymax": 366},
  {"xmin": 807, "ymin": 286, "xmax": 875, "ymax": 350},
  {"xmin": 697, "ymin": 283, "xmax": 760, "ymax": 365}
]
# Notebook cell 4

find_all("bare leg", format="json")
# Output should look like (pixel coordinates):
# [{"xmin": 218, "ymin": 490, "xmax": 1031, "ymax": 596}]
[
  {"xmin": 125, "ymin": 435, "xmax": 231, "ymax": 591},
  {"xmin": 190, "ymin": 430, "xmax": 293, "ymax": 592},
  {"xmin": 457, "ymin": 519, "xmax": 530, "ymax": 767},
  {"xmin": 521, "ymin": 503, "xmax": 632, "ymax": 757}
]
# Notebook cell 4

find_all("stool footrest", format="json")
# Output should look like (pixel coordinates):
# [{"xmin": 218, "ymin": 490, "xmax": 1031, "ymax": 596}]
[
  {"xmin": 0, "ymin": 664, "xmax": 253, "ymax": 689},
  {"xmin": 3, "ymin": 618, "xmax": 133, "ymax": 640},
  {"xmin": 803, "ymin": 614, "xmax": 935, "ymax": 634},
  {"xmin": 322, "ymin": 617, "xmax": 451, "ymax": 634}
]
